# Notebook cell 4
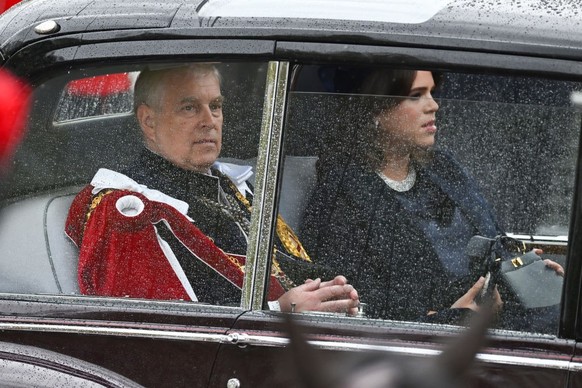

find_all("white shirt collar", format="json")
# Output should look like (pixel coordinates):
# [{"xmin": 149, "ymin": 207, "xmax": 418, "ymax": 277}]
[{"xmin": 212, "ymin": 161, "xmax": 254, "ymax": 196}]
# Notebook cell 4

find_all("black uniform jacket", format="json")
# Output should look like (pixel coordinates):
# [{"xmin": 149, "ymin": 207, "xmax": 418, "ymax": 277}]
[{"xmin": 123, "ymin": 148, "xmax": 314, "ymax": 305}]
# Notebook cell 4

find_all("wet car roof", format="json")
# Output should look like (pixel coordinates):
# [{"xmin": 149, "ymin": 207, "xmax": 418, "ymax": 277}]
[{"xmin": 1, "ymin": 0, "xmax": 582, "ymax": 62}]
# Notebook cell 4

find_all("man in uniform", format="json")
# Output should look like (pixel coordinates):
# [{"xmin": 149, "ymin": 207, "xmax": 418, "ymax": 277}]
[{"xmin": 66, "ymin": 63, "xmax": 359, "ymax": 314}]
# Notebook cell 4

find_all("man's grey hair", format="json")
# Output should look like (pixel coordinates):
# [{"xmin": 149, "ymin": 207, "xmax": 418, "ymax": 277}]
[{"xmin": 133, "ymin": 63, "xmax": 222, "ymax": 114}]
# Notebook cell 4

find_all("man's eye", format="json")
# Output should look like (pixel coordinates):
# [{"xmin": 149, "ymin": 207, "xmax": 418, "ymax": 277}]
[
  {"xmin": 182, "ymin": 105, "xmax": 198, "ymax": 112},
  {"xmin": 210, "ymin": 103, "xmax": 222, "ymax": 111}
]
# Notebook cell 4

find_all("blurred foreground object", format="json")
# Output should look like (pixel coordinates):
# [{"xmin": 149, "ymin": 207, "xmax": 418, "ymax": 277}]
[
  {"xmin": 0, "ymin": 0, "xmax": 20, "ymax": 13},
  {"xmin": 0, "ymin": 68, "xmax": 31, "ymax": 170},
  {"xmin": 284, "ymin": 303, "xmax": 497, "ymax": 388}
]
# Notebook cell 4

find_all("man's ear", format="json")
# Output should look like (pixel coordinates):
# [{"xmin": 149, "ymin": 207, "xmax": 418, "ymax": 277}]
[{"xmin": 136, "ymin": 103, "xmax": 156, "ymax": 142}]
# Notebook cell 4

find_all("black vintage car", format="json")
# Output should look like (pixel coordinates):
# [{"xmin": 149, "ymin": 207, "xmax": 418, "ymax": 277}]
[{"xmin": 0, "ymin": 0, "xmax": 581, "ymax": 386}]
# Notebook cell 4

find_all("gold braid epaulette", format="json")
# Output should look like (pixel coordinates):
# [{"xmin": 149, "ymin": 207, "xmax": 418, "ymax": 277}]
[
  {"xmin": 228, "ymin": 180, "xmax": 312, "ymax": 291},
  {"xmin": 275, "ymin": 217, "xmax": 311, "ymax": 262},
  {"xmin": 229, "ymin": 182, "xmax": 311, "ymax": 262}
]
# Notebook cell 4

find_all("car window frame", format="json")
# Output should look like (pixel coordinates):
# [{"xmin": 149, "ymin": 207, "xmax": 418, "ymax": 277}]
[
  {"xmin": 267, "ymin": 44, "xmax": 582, "ymax": 340},
  {"xmin": 242, "ymin": 61, "xmax": 290, "ymax": 310},
  {"xmin": 1, "ymin": 33, "xmax": 582, "ymax": 341},
  {"xmin": 0, "ymin": 37, "xmax": 282, "ymax": 319}
]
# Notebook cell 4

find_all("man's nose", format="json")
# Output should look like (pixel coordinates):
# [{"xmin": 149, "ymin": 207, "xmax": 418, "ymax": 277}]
[{"xmin": 199, "ymin": 106, "xmax": 216, "ymax": 128}]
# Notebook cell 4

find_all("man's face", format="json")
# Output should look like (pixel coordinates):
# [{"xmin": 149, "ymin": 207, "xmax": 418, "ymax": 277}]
[{"xmin": 140, "ymin": 68, "xmax": 224, "ymax": 173}]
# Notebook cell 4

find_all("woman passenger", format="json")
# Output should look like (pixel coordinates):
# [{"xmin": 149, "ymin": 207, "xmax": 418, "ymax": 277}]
[{"xmin": 300, "ymin": 68, "xmax": 560, "ymax": 327}]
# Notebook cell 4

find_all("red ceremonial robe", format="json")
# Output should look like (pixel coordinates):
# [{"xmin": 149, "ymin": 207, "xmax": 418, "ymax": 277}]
[{"xmin": 66, "ymin": 185, "xmax": 286, "ymax": 302}]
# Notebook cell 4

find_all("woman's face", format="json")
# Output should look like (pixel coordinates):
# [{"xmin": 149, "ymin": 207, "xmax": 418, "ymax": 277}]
[{"xmin": 376, "ymin": 71, "xmax": 439, "ymax": 155}]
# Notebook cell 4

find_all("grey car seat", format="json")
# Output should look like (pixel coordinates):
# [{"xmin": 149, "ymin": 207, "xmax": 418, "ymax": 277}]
[{"xmin": 0, "ymin": 188, "xmax": 81, "ymax": 294}]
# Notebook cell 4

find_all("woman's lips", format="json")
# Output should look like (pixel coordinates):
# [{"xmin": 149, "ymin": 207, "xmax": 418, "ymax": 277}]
[{"xmin": 422, "ymin": 120, "xmax": 437, "ymax": 133}]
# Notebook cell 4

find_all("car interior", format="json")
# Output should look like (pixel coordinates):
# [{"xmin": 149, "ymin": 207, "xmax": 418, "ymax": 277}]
[
  {"xmin": 0, "ymin": 61, "xmax": 320, "ymax": 296},
  {"xmin": 0, "ymin": 61, "xmax": 577, "ymax": 323}
]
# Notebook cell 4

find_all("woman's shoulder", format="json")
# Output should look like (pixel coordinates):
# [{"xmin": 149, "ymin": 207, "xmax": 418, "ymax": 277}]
[
  {"xmin": 428, "ymin": 149, "xmax": 461, "ymax": 166},
  {"xmin": 304, "ymin": 160, "xmax": 380, "ymax": 216},
  {"xmin": 317, "ymin": 159, "xmax": 378, "ymax": 186},
  {"xmin": 424, "ymin": 150, "xmax": 470, "ymax": 178}
]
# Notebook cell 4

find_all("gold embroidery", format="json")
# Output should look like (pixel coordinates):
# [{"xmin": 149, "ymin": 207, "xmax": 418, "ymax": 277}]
[
  {"xmin": 228, "ymin": 181, "xmax": 311, "ymax": 262},
  {"xmin": 85, "ymin": 189, "xmax": 114, "ymax": 228},
  {"xmin": 232, "ymin": 186, "xmax": 252, "ymax": 209},
  {"xmin": 271, "ymin": 251, "xmax": 297, "ymax": 290},
  {"xmin": 226, "ymin": 179, "xmax": 312, "ymax": 291},
  {"xmin": 225, "ymin": 253, "xmax": 245, "ymax": 273},
  {"xmin": 275, "ymin": 217, "xmax": 311, "ymax": 262}
]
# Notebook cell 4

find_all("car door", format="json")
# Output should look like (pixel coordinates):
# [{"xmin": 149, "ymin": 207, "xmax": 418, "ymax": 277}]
[
  {"xmin": 0, "ymin": 64, "xmax": 244, "ymax": 386},
  {"xmin": 211, "ymin": 47, "xmax": 582, "ymax": 386}
]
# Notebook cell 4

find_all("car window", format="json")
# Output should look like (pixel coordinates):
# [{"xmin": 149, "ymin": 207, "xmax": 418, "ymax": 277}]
[
  {"xmin": 54, "ymin": 73, "xmax": 137, "ymax": 122},
  {"xmin": 276, "ymin": 64, "xmax": 579, "ymax": 334},
  {"xmin": 0, "ymin": 61, "xmax": 269, "ymax": 309}
]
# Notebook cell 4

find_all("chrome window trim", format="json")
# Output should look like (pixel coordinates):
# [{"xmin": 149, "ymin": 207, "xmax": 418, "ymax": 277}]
[
  {"xmin": 0, "ymin": 323, "xmax": 575, "ymax": 371},
  {"xmin": 311, "ymin": 340, "xmax": 576, "ymax": 371},
  {"xmin": 506, "ymin": 233, "xmax": 568, "ymax": 243},
  {"xmin": 309, "ymin": 340, "xmax": 574, "ymax": 371},
  {"xmin": 0, "ymin": 323, "xmax": 229, "ymax": 343},
  {"xmin": 0, "ymin": 292, "xmax": 246, "ymax": 315},
  {"xmin": 243, "ymin": 61, "xmax": 290, "ymax": 311}
]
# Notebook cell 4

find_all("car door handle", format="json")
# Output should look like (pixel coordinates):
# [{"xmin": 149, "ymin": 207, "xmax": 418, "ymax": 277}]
[{"xmin": 226, "ymin": 332, "xmax": 250, "ymax": 347}]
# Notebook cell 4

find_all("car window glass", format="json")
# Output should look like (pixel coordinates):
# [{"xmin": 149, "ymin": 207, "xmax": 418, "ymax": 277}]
[
  {"xmin": 54, "ymin": 73, "xmax": 137, "ymax": 122},
  {"xmin": 275, "ymin": 64, "xmax": 580, "ymax": 335},
  {"xmin": 0, "ymin": 62, "xmax": 268, "ymax": 309}
]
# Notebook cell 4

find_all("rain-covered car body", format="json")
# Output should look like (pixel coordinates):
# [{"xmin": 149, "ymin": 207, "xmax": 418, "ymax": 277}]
[{"xmin": 0, "ymin": 0, "xmax": 582, "ymax": 386}]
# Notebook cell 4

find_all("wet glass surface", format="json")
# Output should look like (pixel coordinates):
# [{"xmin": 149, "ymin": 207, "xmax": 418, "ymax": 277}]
[
  {"xmin": 0, "ymin": 62, "xmax": 268, "ymax": 308},
  {"xmin": 278, "ymin": 64, "xmax": 580, "ymax": 334}
]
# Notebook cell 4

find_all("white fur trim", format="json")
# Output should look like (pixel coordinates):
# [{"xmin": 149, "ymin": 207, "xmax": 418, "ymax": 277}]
[
  {"xmin": 115, "ymin": 195, "xmax": 145, "ymax": 217},
  {"xmin": 91, "ymin": 168, "xmax": 191, "ymax": 217}
]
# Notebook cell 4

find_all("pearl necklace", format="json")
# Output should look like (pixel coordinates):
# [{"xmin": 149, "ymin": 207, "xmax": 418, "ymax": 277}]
[{"xmin": 377, "ymin": 166, "xmax": 416, "ymax": 192}]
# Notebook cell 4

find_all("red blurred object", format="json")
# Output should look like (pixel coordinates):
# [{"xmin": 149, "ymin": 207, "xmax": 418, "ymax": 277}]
[
  {"xmin": 0, "ymin": 69, "xmax": 31, "ymax": 168},
  {"xmin": 0, "ymin": 0, "xmax": 21, "ymax": 13},
  {"xmin": 66, "ymin": 73, "xmax": 132, "ymax": 97}
]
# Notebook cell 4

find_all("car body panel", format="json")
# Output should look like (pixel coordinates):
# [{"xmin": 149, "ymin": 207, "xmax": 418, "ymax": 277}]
[
  {"xmin": 0, "ymin": 340, "xmax": 145, "ymax": 387},
  {"xmin": 0, "ymin": 295, "xmax": 244, "ymax": 386},
  {"xmin": 211, "ymin": 311, "xmax": 575, "ymax": 386},
  {"xmin": 2, "ymin": 0, "xmax": 582, "ymax": 63}
]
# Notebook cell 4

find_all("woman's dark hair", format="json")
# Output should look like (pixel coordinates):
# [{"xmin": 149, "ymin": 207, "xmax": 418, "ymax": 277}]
[{"xmin": 347, "ymin": 68, "xmax": 441, "ymax": 170}]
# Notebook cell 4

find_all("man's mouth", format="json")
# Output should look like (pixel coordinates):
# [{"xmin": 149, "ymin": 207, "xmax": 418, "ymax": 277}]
[{"xmin": 194, "ymin": 139, "xmax": 216, "ymax": 145}]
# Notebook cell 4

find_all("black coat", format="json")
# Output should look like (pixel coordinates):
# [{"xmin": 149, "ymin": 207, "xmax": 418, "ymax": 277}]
[
  {"xmin": 300, "ymin": 151, "xmax": 503, "ymax": 320},
  {"xmin": 121, "ymin": 149, "xmax": 250, "ymax": 305},
  {"xmin": 122, "ymin": 148, "xmax": 314, "ymax": 305}
]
